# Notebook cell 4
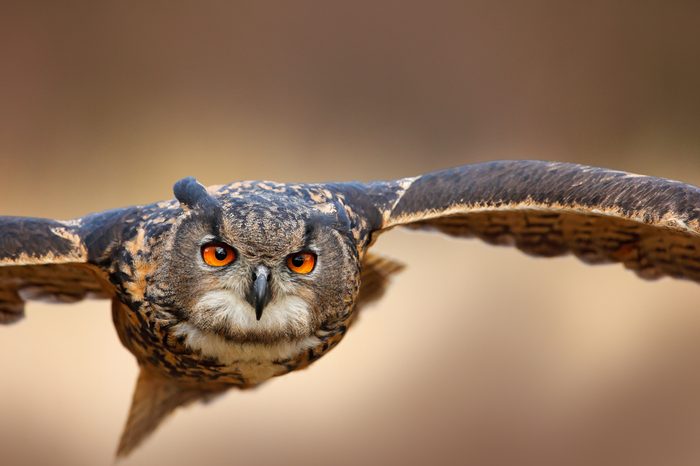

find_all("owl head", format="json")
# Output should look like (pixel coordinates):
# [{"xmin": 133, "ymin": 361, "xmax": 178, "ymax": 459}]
[{"xmin": 153, "ymin": 177, "xmax": 362, "ymax": 348}]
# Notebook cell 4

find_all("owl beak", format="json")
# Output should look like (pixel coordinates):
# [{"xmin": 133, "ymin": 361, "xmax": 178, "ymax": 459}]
[{"xmin": 250, "ymin": 266, "xmax": 271, "ymax": 321}]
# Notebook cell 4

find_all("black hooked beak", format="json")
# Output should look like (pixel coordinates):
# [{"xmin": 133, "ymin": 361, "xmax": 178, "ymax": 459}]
[{"xmin": 248, "ymin": 266, "xmax": 271, "ymax": 321}]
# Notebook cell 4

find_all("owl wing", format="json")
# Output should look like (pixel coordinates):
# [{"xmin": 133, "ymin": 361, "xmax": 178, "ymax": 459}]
[
  {"xmin": 0, "ymin": 208, "xmax": 136, "ymax": 323},
  {"xmin": 349, "ymin": 160, "xmax": 700, "ymax": 284}
]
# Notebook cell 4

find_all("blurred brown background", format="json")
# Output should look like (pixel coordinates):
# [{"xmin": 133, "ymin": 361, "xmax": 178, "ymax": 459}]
[{"xmin": 1, "ymin": 2, "xmax": 700, "ymax": 465}]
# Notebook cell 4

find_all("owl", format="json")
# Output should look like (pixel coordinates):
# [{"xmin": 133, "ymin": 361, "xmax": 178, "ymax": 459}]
[{"xmin": 2, "ymin": 160, "xmax": 700, "ymax": 456}]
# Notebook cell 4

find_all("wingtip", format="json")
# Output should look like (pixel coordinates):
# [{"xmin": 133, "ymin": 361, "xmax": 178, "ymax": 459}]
[{"xmin": 0, "ymin": 303, "xmax": 25, "ymax": 325}]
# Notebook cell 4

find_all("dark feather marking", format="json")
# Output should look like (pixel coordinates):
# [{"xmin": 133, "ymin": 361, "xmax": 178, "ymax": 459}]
[
  {"xmin": 0, "ymin": 217, "xmax": 78, "ymax": 261},
  {"xmin": 80, "ymin": 207, "xmax": 141, "ymax": 263},
  {"xmin": 326, "ymin": 182, "xmax": 385, "ymax": 231}
]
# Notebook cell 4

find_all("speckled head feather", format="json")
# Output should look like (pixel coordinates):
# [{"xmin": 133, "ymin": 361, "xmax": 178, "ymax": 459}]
[{"xmin": 3, "ymin": 160, "xmax": 700, "ymax": 456}]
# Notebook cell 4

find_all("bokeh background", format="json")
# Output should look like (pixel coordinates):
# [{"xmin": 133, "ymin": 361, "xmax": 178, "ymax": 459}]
[{"xmin": 2, "ymin": 2, "xmax": 700, "ymax": 465}]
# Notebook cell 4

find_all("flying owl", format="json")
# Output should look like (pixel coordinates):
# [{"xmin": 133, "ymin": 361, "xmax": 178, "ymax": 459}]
[{"xmin": 2, "ymin": 160, "xmax": 700, "ymax": 456}]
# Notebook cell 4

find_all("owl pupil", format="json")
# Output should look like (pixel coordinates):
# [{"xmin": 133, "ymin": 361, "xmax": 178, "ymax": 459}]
[
  {"xmin": 214, "ymin": 247, "xmax": 227, "ymax": 260},
  {"xmin": 291, "ymin": 255, "xmax": 305, "ymax": 267}
]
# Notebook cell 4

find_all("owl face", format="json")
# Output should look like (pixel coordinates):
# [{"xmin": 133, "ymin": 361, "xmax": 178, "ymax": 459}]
[{"xmin": 157, "ymin": 192, "xmax": 360, "ymax": 347}]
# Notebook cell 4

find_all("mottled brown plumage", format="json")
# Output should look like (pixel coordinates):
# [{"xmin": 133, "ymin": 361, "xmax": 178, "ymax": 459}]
[{"xmin": 2, "ymin": 160, "xmax": 700, "ymax": 456}]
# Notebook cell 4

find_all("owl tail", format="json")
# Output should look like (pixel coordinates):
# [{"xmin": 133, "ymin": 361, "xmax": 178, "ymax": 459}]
[{"xmin": 116, "ymin": 367, "xmax": 226, "ymax": 457}]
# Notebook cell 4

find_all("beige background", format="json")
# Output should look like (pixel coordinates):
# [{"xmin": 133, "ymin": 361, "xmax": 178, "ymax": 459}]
[{"xmin": 1, "ymin": 2, "xmax": 700, "ymax": 465}]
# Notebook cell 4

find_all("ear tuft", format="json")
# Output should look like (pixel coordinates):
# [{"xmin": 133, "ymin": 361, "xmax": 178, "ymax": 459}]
[{"xmin": 173, "ymin": 177, "xmax": 219, "ymax": 211}]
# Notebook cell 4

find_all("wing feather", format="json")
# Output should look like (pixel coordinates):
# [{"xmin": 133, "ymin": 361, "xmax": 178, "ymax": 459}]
[
  {"xmin": 355, "ymin": 253, "xmax": 404, "ymax": 310},
  {"xmin": 362, "ymin": 161, "xmax": 700, "ymax": 284},
  {"xmin": 0, "ymin": 212, "xmax": 131, "ymax": 322}
]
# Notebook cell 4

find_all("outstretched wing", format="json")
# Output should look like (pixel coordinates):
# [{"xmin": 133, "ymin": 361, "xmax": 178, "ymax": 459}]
[
  {"xmin": 354, "ymin": 160, "xmax": 700, "ymax": 283},
  {"xmin": 0, "ymin": 209, "xmax": 135, "ymax": 323}
]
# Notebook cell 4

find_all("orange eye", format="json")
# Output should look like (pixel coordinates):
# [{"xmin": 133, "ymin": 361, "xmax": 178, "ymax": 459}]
[
  {"xmin": 287, "ymin": 252, "xmax": 316, "ymax": 274},
  {"xmin": 201, "ymin": 242, "xmax": 236, "ymax": 267}
]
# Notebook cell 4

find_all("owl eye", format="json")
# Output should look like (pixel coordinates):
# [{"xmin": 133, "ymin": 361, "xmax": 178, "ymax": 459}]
[
  {"xmin": 201, "ymin": 242, "xmax": 236, "ymax": 267},
  {"xmin": 286, "ymin": 252, "xmax": 316, "ymax": 274}
]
